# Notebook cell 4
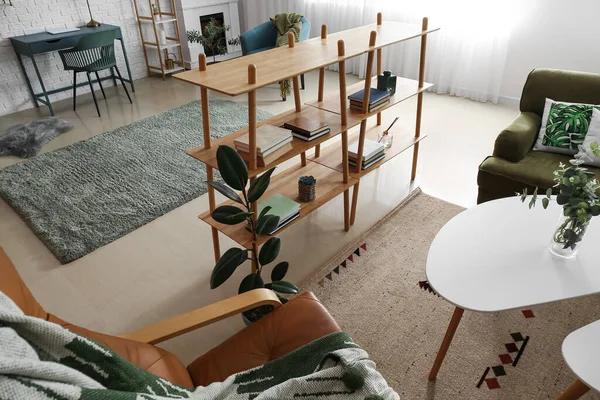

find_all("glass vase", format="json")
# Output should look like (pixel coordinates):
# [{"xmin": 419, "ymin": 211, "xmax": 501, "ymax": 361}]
[{"xmin": 548, "ymin": 212, "xmax": 591, "ymax": 259}]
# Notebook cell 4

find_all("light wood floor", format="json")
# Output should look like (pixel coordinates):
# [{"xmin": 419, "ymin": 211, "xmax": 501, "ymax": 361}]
[{"xmin": 0, "ymin": 70, "xmax": 517, "ymax": 365}]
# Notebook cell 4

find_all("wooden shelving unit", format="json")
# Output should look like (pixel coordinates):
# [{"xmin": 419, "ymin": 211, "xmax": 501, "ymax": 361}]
[
  {"xmin": 174, "ymin": 15, "xmax": 439, "ymax": 269},
  {"xmin": 133, "ymin": 0, "xmax": 185, "ymax": 80}
]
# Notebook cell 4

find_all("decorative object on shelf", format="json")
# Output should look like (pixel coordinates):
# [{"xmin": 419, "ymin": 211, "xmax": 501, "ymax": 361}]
[
  {"xmin": 152, "ymin": 3, "xmax": 159, "ymax": 21},
  {"xmin": 164, "ymin": 52, "xmax": 175, "ymax": 69},
  {"xmin": 378, "ymin": 116, "xmax": 399, "ymax": 149},
  {"xmin": 187, "ymin": 18, "xmax": 241, "ymax": 64},
  {"xmin": 377, "ymin": 70, "xmax": 397, "ymax": 94},
  {"xmin": 298, "ymin": 175, "xmax": 317, "ymax": 202},
  {"xmin": 207, "ymin": 146, "xmax": 298, "ymax": 323},
  {"xmin": 521, "ymin": 142, "xmax": 600, "ymax": 259},
  {"xmin": 84, "ymin": 0, "xmax": 100, "ymax": 27}
]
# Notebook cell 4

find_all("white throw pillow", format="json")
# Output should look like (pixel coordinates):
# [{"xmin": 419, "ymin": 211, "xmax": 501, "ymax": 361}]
[
  {"xmin": 576, "ymin": 108, "xmax": 600, "ymax": 167},
  {"xmin": 533, "ymin": 98, "xmax": 599, "ymax": 155}
]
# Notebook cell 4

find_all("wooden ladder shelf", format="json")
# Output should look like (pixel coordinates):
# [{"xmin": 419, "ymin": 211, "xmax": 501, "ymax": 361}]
[{"xmin": 132, "ymin": 0, "xmax": 185, "ymax": 80}]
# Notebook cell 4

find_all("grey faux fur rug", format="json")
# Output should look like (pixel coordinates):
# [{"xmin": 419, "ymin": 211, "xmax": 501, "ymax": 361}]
[
  {"xmin": 0, "ymin": 100, "xmax": 271, "ymax": 264},
  {"xmin": 0, "ymin": 117, "xmax": 73, "ymax": 158}
]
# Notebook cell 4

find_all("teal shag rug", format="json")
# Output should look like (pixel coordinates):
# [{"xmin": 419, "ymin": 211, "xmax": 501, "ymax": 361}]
[{"xmin": 0, "ymin": 100, "xmax": 272, "ymax": 263}]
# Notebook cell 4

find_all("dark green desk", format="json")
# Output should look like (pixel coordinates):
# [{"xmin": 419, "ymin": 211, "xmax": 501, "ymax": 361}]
[{"xmin": 10, "ymin": 24, "xmax": 135, "ymax": 116}]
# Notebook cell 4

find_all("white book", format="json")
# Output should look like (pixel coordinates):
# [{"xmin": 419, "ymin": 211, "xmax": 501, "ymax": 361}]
[
  {"xmin": 234, "ymin": 125, "xmax": 292, "ymax": 153},
  {"xmin": 348, "ymin": 139, "xmax": 384, "ymax": 161},
  {"xmin": 235, "ymin": 136, "xmax": 292, "ymax": 157}
]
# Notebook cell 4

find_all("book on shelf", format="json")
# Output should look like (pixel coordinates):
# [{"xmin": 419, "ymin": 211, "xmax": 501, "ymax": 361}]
[
  {"xmin": 237, "ymin": 142, "xmax": 293, "ymax": 167},
  {"xmin": 284, "ymin": 117, "xmax": 331, "ymax": 142},
  {"xmin": 350, "ymin": 101, "xmax": 389, "ymax": 113},
  {"xmin": 349, "ymin": 87, "xmax": 392, "ymax": 113},
  {"xmin": 292, "ymin": 128, "xmax": 331, "ymax": 142},
  {"xmin": 234, "ymin": 124, "xmax": 293, "ymax": 156},
  {"xmin": 349, "ymin": 151, "xmax": 385, "ymax": 170},
  {"xmin": 258, "ymin": 193, "xmax": 301, "ymax": 235},
  {"xmin": 348, "ymin": 139, "xmax": 385, "ymax": 161}
]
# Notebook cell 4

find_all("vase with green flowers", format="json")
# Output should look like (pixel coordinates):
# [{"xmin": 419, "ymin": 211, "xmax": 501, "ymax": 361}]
[
  {"xmin": 207, "ymin": 146, "xmax": 298, "ymax": 323},
  {"xmin": 521, "ymin": 142, "xmax": 600, "ymax": 259}
]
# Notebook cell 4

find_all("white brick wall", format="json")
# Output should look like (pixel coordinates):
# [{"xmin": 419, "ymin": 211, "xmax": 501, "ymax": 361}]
[{"xmin": 0, "ymin": 0, "xmax": 156, "ymax": 117}]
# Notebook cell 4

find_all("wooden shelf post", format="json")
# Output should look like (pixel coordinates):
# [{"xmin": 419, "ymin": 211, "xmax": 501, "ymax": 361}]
[
  {"xmin": 411, "ymin": 17, "xmax": 428, "ymax": 181},
  {"xmin": 288, "ymin": 32, "xmax": 307, "ymax": 167},
  {"xmin": 248, "ymin": 64, "xmax": 259, "ymax": 273},
  {"xmin": 338, "ymin": 40, "xmax": 350, "ymax": 232},
  {"xmin": 349, "ymin": 30, "xmax": 377, "ymax": 225},
  {"xmin": 199, "ymin": 54, "xmax": 221, "ymax": 262},
  {"xmin": 376, "ymin": 13, "xmax": 383, "ymax": 126},
  {"xmin": 315, "ymin": 24, "xmax": 328, "ymax": 158}
]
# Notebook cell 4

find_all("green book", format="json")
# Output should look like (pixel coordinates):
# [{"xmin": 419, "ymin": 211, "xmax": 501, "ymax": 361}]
[{"xmin": 258, "ymin": 193, "xmax": 300, "ymax": 224}]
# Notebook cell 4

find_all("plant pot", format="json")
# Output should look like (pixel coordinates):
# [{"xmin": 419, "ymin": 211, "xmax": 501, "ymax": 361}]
[
  {"xmin": 241, "ymin": 304, "xmax": 275, "ymax": 326},
  {"xmin": 548, "ymin": 212, "xmax": 592, "ymax": 259},
  {"xmin": 298, "ymin": 182, "xmax": 316, "ymax": 203}
]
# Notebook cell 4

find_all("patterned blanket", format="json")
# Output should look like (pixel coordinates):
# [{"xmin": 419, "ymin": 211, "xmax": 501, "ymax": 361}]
[
  {"xmin": 0, "ymin": 292, "xmax": 399, "ymax": 399},
  {"xmin": 272, "ymin": 12, "xmax": 304, "ymax": 98}
]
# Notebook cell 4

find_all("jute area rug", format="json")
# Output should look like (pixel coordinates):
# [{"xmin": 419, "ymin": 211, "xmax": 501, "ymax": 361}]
[{"xmin": 301, "ymin": 189, "xmax": 600, "ymax": 399}]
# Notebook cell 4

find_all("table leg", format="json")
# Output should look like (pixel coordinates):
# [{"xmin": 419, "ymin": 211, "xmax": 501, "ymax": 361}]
[
  {"xmin": 118, "ymin": 37, "xmax": 135, "ymax": 92},
  {"xmin": 557, "ymin": 380, "xmax": 590, "ymax": 400},
  {"xmin": 31, "ymin": 54, "xmax": 54, "ymax": 116},
  {"xmin": 16, "ymin": 53, "xmax": 39, "ymax": 108},
  {"xmin": 428, "ymin": 306, "xmax": 464, "ymax": 381}
]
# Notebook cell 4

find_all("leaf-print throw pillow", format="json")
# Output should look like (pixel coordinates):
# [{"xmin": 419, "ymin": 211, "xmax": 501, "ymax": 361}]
[
  {"xmin": 533, "ymin": 98, "xmax": 600, "ymax": 155},
  {"xmin": 575, "ymin": 108, "xmax": 600, "ymax": 167}
]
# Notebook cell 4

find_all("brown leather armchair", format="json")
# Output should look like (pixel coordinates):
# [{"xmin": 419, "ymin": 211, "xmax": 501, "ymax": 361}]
[{"xmin": 0, "ymin": 247, "xmax": 340, "ymax": 389}]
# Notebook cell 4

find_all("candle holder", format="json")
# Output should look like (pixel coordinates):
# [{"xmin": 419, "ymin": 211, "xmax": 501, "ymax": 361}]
[{"xmin": 298, "ymin": 176, "xmax": 317, "ymax": 202}]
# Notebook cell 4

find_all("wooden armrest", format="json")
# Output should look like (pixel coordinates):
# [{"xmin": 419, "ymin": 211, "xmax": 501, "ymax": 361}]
[{"xmin": 120, "ymin": 289, "xmax": 281, "ymax": 345}]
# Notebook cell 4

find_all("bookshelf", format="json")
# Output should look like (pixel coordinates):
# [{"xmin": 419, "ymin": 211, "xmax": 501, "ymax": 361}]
[
  {"xmin": 174, "ymin": 14, "xmax": 438, "ymax": 270},
  {"xmin": 133, "ymin": 0, "xmax": 185, "ymax": 80}
]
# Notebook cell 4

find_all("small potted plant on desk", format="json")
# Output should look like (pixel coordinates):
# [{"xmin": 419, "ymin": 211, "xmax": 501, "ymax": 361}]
[
  {"xmin": 187, "ymin": 18, "xmax": 241, "ymax": 65},
  {"xmin": 207, "ymin": 146, "xmax": 298, "ymax": 324}
]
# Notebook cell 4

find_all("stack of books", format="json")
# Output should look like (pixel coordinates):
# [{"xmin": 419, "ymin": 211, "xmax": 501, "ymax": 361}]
[
  {"xmin": 258, "ymin": 193, "xmax": 301, "ymax": 235},
  {"xmin": 284, "ymin": 117, "xmax": 331, "ymax": 141},
  {"xmin": 234, "ymin": 125, "xmax": 293, "ymax": 167},
  {"xmin": 349, "ymin": 88, "xmax": 392, "ymax": 113},
  {"xmin": 348, "ymin": 139, "xmax": 385, "ymax": 170}
]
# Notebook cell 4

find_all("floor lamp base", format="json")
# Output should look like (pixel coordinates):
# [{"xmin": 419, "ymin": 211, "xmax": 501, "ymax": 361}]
[{"xmin": 86, "ymin": 18, "xmax": 101, "ymax": 27}]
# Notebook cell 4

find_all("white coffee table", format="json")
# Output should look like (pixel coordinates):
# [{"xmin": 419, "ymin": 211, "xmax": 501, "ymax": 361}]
[
  {"xmin": 557, "ymin": 320, "xmax": 600, "ymax": 399},
  {"xmin": 426, "ymin": 197, "xmax": 600, "ymax": 381}
]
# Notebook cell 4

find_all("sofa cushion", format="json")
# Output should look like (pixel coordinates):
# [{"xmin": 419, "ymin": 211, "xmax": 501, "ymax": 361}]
[{"xmin": 186, "ymin": 292, "xmax": 340, "ymax": 387}]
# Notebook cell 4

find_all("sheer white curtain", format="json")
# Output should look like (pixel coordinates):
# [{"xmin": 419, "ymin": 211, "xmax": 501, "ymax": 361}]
[{"xmin": 242, "ymin": 0, "xmax": 517, "ymax": 103}]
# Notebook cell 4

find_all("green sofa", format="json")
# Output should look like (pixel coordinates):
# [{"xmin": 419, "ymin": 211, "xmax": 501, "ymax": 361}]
[{"xmin": 477, "ymin": 69, "xmax": 600, "ymax": 204}]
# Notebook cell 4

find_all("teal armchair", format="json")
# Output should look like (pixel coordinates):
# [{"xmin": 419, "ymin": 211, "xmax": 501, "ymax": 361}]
[
  {"xmin": 59, "ymin": 30, "xmax": 132, "ymax": 117},
  {"xmin": 241, "ymin": 17, "xmax": 311, "ymax": 100}
]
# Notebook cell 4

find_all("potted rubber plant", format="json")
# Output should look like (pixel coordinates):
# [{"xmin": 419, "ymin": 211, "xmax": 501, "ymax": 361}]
[
  {"xmin": 207, "ymin": 145, "xmax": 298, "ymax": 323},
  {"xmin": 187, "ymin": 18, "xmax": 241, "ymax": 64}
]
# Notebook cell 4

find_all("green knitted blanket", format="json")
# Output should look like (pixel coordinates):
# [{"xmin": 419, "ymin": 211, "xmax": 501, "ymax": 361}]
[
  {"xmin": 272, "ymin": 12, "xmax": 304, "ymax": 98},
  {"xmin": 0, "ymin": 292, "xmax": 399, "ymax": 399}
]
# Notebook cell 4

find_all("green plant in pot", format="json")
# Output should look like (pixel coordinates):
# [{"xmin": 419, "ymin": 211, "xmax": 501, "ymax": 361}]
[
  {"xmin": 187, "ymin": 18, "xmax": 241, "ymax": 64},
  {"xmin": 207, "ymin": 146, "xmax": 298, "ymax": 323},
  {"xmin": 521, "ymin": 142, "xmax": 600, "ymax": 259}
]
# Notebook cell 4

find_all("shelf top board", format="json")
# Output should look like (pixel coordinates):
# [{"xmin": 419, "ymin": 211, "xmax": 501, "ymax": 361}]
[{"xmin": 173, "ymin": 21, "xmax": 439, "ymax": 96}]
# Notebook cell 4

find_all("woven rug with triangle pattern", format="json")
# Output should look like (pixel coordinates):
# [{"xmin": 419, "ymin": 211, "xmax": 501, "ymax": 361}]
[{"xmin": 300, "ymin": 189, "xmax": 600, "ymax": 399}]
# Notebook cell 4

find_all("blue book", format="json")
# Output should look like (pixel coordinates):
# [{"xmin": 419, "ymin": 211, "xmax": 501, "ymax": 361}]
[{"xmin": 348, "ymin": 88, "xmax": 392, "ymax": 105}]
